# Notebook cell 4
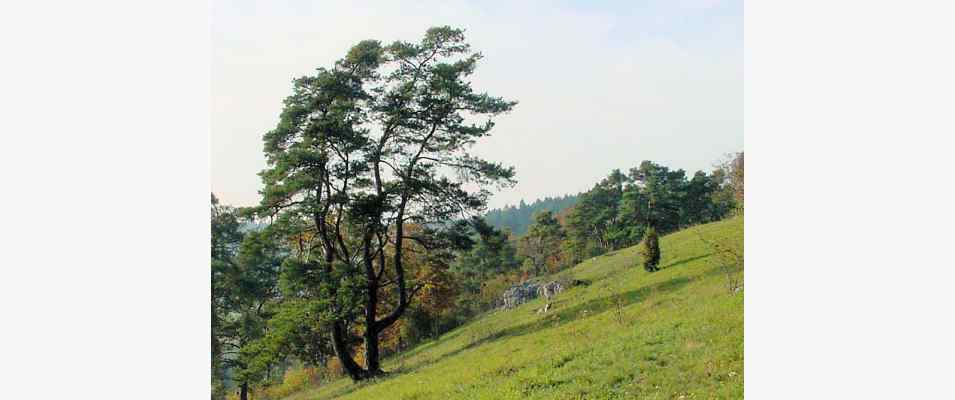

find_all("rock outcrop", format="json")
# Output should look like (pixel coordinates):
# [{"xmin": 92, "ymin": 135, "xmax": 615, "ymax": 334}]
[
  {"xmin": 501, "ymin": 281, "xmax": 541, "ymax": 310},
  {"xmin": 500, "ymin": 280, "xmax": 564, "ymax": 310},
  {"xmin": 537, "ymin": 281, "xmax": 563, "ymax": 300}
]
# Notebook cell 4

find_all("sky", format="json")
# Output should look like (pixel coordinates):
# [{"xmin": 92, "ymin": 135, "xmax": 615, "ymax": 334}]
[{"xmin": 211, "ymin": 0, "xmax": 742, "ymax": 209}]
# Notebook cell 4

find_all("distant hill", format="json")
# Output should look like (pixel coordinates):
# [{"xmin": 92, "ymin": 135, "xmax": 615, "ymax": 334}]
[{"xmin": 484, "ymin": 194, "xmax": 579, "ymax": 237}]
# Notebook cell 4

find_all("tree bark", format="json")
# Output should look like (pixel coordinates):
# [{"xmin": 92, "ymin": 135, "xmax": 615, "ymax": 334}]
[
  {"xmin": 362, "ymin": 233, "xmax": 383, "ymax": 376},
  {"xmin": 363, "ymin": 323, "xmax": 381, "ymax": 375},
  {"xmin": 331, "ymin": 321, "xmax": 366, "ymax": 380},
  {"xmin": 239, "ymin": 381, "xmax": 248, "ymax": 400},
  {"xmin": 318, "ymin": 199, "xmax": 367, "ymax": 382}
]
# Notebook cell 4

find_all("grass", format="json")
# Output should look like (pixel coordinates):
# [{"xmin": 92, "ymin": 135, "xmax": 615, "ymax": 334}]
[{"xmin": 285, "ymin": 217, "xmax": 743, "ymax": 400}]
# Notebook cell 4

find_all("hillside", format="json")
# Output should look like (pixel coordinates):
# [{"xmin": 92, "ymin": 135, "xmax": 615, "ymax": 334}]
[{"xmin": 285, "ymin": 217, "xmax": 743, "ymax": 399}]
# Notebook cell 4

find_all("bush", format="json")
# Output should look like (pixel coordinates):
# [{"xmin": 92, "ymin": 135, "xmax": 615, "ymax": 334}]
[
  {"xmin": 639, "ymin": 226, "xmax": 661, "ymax": 272},
  {"xmin": 259, "ymin": 366, "xmax": 321, "ymax": 400},
  {"xmin": 325, "ymin": 357, "xmax": 344, "ymax": 379}
]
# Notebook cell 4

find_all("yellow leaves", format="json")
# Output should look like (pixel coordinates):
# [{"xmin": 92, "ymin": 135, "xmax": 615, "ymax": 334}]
[
  {"xmin": 287, "ymin": 230, "xmax": 316, "ymax": 258},
  {"xmin": 256, "ymin": 366, "xmax": 322, "ymax": 400}
]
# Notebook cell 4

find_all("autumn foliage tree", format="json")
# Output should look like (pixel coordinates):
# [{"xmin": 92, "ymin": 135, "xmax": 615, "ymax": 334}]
[{"xmin": 253, "ymin": 26, "xmax": 516, "ymax": 381}]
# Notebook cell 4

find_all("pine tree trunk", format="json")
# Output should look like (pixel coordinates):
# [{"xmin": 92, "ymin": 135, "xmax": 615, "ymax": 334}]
[
  {"xmin": 364, "ymin": 323, "xmax": 381, "ymax": 375},
  {"xmin": 363, "ymin": 282, "xmax": 382, "ymax": 376},
  {"xmin": 331, "ymin": 320, "xmax": 367, "ymax": 381},
  {"xmin": 320, "ymin": 216, "xmax": 370, "ymax": 382},
  {"xmin": 362, "ymin": 235, "xmax": 383, "ymax": 376},
  {"xmin": 239, "ymin": 382, "xmax": 248, "ymax": 400}
]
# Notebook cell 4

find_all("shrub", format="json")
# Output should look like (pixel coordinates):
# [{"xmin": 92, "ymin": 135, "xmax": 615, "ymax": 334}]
[
  {"xmin": 639, "ymin": 226, "xmax": 661, "ymax": 272},
  {"xmin": 326, "ymin": 357, "xmax": 344, "ymax": 379},
  {"xmin": 259, "ymin": 366, "xmax": 321, "ymax": 400}
]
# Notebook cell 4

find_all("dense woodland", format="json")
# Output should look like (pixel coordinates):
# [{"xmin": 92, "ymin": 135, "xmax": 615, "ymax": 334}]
[
  {"xmin": 483, "ymin": 194, "xmax": 578, "ymax": 236},
  {"xmin": 211, "ymin": 26, "xmax": 743, "ymax": 400}
]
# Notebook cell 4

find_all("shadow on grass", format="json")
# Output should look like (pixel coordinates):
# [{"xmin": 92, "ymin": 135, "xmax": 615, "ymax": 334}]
[
  {"xmin": 661, "ymin": 253, "xmax": 714, "ymax": 270},
  {"xmin": 317, "ymin": 256, "xmax": 737, "ymax": 399},
  {"xmin": 393, "ymin": 275, "xmax": 693, "ymax": 377},
  {"xmin": 583, "ymin": 249, "xmax": 712, "ymax": 283},
  {"xmin": 322, "ymin": 265, "xmax": 733, "ymax": 398}
]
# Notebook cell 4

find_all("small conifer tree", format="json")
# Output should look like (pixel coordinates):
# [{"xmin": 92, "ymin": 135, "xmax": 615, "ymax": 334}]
[{"xmin": 640, "ymin": 226, "xmax": 661, "ymax": 272}]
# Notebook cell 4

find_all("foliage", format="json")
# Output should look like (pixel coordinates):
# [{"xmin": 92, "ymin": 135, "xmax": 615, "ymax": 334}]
[
  {"xmin": 727, "ymin": 152, "xmax": 744, "ymax": 213},
  {"xmin": 566, "ymin": 160, "xmax": 737, "ymax": 262},
  {"xmin": 212, "ymin": 194, "xmax": 243, "ymax": 399},
  {"xmin": 711, "ymin": 151, "xmax": 744, "ymax": 216},
  {"xmin": 435, "ymin": 217, "xmax": 520, "ymax": 324},
  {"xmin": 451, "ymin": 218, "xmax": 519, "ymax": 293},
  {"xmin": 566, "ymin": 170, "xmax": 627, "ymax": 252},
  {"xmin": 397, "ymin": 251, "xmax": 461, "ymax": 344},
  {"xmin": 212, "ymin": 194, "xmax": 284, "ymax": 399},
  {"xmin": 517, "ymin": 211, "xmax": 566, "ymax": 275},
  {"xmin": 255, "ymin": 299, "xmax": 333, "ymax": 368},
  {"xmin": 259, "ymin": 367, "xmax": 322, "ymax": 400}
]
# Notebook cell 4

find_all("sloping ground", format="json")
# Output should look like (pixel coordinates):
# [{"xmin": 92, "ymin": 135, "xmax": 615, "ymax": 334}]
[{"xmin": 288, "ymin": 217, "xmax": 743, "ymax": 400}]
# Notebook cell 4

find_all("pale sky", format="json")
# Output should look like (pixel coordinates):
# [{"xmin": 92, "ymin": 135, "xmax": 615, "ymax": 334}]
[{"xmin": 211, "ymin": 0, "xmax": 742, "ymax": 209}]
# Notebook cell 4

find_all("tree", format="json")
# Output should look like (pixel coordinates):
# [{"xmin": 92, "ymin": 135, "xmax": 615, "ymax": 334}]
[
  {"xmin": 211, "ymin": 194, "xmax": 242, "ymax": 400},
  {"xmin": 451, "ymin": 217, "xmax": 519, "ymax": 299},
  {"xmin": 519, "ymin": 210, "xmax": 565, "ymax": 274},
  {"xmin": 225, "ymin": 230, "xmax": 283, "ymax": 400},
  {"xmin": 680, "ymin": 170, "xmax": 723, "ymax": 225},
  {"xmin": 629, "ymin": 161, "xmax": 687, "ymax": 233},
  {"xmin": 211, "ymin": 195, "xmax": 283, "ymax": 400},
  {"xmin": 253, "ymin": 26, "xmax": 516, "ymax": 381},
  {"xmin": 712, "ymin": 151, "xmax": 744, "ymax": 215},
  {"xmin": 483, "ymin": 193, "xmax": 578, "ymax": 236},
  {"xmin": 730, "ymin": 152, "xmax": 744, "ymax": 212},
  {"xmin": 617, "ymin": 184, "xmax": 650, "ymax": 247},
  {"xmin": 639, "ymin": 226, "xmax": 661, "ymax": 272},
  {"xmin": 562, "ymin": 158, "xmax": 739, "ymax": 266}
]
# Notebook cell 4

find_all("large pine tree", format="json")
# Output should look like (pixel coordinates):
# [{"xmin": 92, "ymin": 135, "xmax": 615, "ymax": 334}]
[{"xmin": 253, "ymin": 27, "xmax": 516, "ymax": 381}]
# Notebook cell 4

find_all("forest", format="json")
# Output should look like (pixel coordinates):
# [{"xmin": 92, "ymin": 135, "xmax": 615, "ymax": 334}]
[
  {"xmin": 483, "ymin": 194, "xmax": 579, "ymax": 236},
  {"xmin": 211, "ymin": 26, "xmax": 743, "ymax": 400}
]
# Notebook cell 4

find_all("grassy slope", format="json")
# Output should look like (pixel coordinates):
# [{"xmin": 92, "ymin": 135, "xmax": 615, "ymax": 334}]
[{"xmin": 288, "ymin": 217, "xmax": 743, "ymax": 400}]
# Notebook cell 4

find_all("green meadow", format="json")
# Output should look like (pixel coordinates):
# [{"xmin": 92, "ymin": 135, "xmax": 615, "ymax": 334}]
[{"xmin": 284, "ymin": 216, "xmax": 743, "ymax": 400}]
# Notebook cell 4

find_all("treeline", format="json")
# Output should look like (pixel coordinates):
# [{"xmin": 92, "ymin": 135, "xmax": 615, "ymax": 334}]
[
  {"xmin": 563, "ymin": 155, "xmax": 743, "ymax": 263},
  {"xmin": 449, "ymin": 154, "xmax": 745, "ymax": 314},
  {"xmin": 483, "ymin": 194, "xmax": 578, "ymax": 236}
]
